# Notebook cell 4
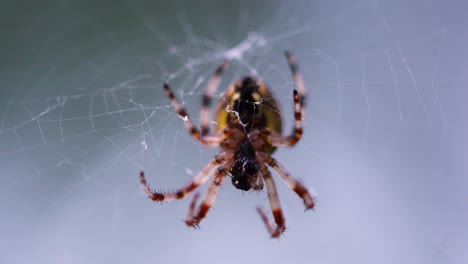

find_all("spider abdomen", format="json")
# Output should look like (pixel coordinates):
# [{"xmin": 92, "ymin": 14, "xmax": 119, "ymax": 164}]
[{"xmin": 214, "ymin": 77, "xmax": 283, "ymax": 136}]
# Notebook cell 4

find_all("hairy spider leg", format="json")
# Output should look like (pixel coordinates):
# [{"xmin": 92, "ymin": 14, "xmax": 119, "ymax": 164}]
[
  {"xmin": 284, "ymin": 50, "xmax": 306, "ymax": 105},
  {"xmin": 185, "ymin": 193, "xmax": 200, "ymax": 227},
  {"xmin": 269, "ymin": 51, "xmax": 305, "ymax": 147},
  {"xmin": 163, "ymin": 83, "xmax": 220, "ymax": 147},
  {"xmin": 200, "ymin": 60, "xmax": 228, "ymax": 136},
  {"xmin": 271, "ymin": 89, "xmax": 303, "ymax": 147},
  {"xmin": 185, "ymin": 160, "xmax": 234, "ymax": 227},
  {"xmin": 256, "ymin": 164, "xmax": 286, "ymax": 238},
  {"xmin": 264, "ymin": 155, "xmax": 315, "ymax": 209},
  {"xmin": 139, "ymin": 153, "xmax": 227, "ymax": 201}
]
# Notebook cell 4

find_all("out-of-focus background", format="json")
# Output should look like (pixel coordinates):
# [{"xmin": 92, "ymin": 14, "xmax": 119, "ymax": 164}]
[{"xmin": 1, "ymin": 0, "xmax": 466, "ymax": 263}]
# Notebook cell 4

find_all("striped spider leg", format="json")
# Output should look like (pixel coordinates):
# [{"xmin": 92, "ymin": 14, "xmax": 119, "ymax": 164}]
[
  {"xmin": 162, "ymin": 83, "xmax": 221, "ymax": 147},
  {"xmin": 185, "ymin": 158, "xmax": 235, "ymax": 227},
  {"xmin": 258, "ymin": 153, "xmax": 315, "ymax": 210},
  {"xmin": 256, "ymin": 163, "xmax": 286, "ymax": 238},
  {"xmin": 140, "ymin": 152, "xmax": 228, "ymax": 201},
  {"xmin": 271, "ymin": 51, "xmax": 305, "ymax": 147},
  {"xmin": 255, "ymin": 152, "xmax": 315, "ymax": 238},
  {"xmin": 200, "ymin": 60, "xmax": 228, "ymax": 136}
]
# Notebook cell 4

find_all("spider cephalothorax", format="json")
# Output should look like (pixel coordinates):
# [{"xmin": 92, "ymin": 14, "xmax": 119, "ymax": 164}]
[{"xmin": 140, "ymin": 51, "xmax": 315, "ymax": 238}]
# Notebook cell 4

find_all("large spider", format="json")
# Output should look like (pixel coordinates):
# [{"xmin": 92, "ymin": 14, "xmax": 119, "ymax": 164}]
[{"xmin": 140, "ymin": 51, "xmax": 315, "ymax": 238}]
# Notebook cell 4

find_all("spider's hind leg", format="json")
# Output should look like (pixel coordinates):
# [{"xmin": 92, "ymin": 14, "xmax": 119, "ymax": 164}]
[
  {"xmin": 256, "ymin": 164, "xmax": 286, "ymax": 238},
  {"xmin": 185, "ymin": 161, "xmax": 232, "ymax": 227},
  {"xmin": 264, "ymin": 155, "xmax": 315, "ymax": 210}
]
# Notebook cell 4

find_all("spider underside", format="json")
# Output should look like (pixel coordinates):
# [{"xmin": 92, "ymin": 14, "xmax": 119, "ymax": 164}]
[{"xmin": 140, "ymin": 51, "xmax": 315, "ymax": 238}]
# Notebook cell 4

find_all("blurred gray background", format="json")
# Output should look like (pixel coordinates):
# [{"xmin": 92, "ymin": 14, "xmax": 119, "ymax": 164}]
[{"xmin": 1, "ymin": 0, "xmax": 466, "ymax": 263}]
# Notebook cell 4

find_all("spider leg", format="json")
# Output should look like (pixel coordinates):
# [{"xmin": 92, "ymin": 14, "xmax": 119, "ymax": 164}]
[
  {"xmin": 253, "ymin": 172, "xmax": 264, "ymax": 191},
  {"xmin": 186, "ymin": 193, "xmax": 201, "ymax": 227},
  {"xmin": 200, "ymin": 60, "xmax": 228, "ymax": 136},
  {"xmin": 163, "ymin": 83, "xmax": 221, "ymax": 146},
  {"xmin": 271, "ymin": 89, "xmax": 303, "ymax": 147},
  {"xmin": 249, "ymin": 165, "xmax": 264, "ymax": 191},
  {"xmin": 140, "ymin": 152, "xmax": 228, "ymax": 201},
  {"xmin": 185, "ymin": 161, "xmax": 232, "ymax": 227},
  {"xmin": 256, "ymin": 164, "xmax": 286, "ymax": 238},
  {"xmin": 285, "ymin": 50, "xmax": 306, "ymax": 105},
  {"xmin": 270, "ymin": 52, "xmax": 305, "ymax": 147},
  {"xmin": 264, "ymin": 155, "xmax": 315, "ymax": 209}
]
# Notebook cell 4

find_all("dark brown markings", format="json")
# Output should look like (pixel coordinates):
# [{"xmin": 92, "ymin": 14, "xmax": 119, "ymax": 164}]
[
  {"xmin": 190, "ymin": 127, "xmax": 200, "ymax": 138},
  {"xmin": 186, "ymin": 181, "xmax": 199, "ymax": 193},
  {"xmin": 140, "ymin": 171, "xmax": 165, "ymax": 201},
  {"xmin": 179, "ymin": 109, "xmax": 188, "ymax": 118},
  {"xmin": 202, "ymin": 94, "xmax": 211, "ymax": 107},
  {"xmin": 284, "ymin": 50, "xmax": 299, "ymax": 74},
  {"xmin": 196, "ymin": 203, "xmax": 210, "ymax": 220},
  {"xmin": 272, "ymin": 209, "xmax": 285, "ymax": 226},
  {"xmin": 176, "ymin": 191, "xmax": 185, "ymax": 199},
  {"xmin": 139, "ymin": 171, "xmax": 148, "ymax": 185},
  {"xmin": 293, "ymin": 185, "xmax": 315, "ymax": 209},
  {"xmin": 185, "ymin": 193, "xmax": 201, "ymax": 226},
  {"xmin": 215, "ymin": 60, "xmax": 228, "ymax": 75},
  {"xmin": 295, "ymin": 111, "xmax": 302, "ymax": 121},
  {"xmin": 293, "ymin": 90, "xmax": 302, "ymax": 118},
  {"xmin": 163, "ymin": 83, "xmax": 174, "ymax": 98},
  {"xmin": 295, "ymin": 128, "xmax": 303, "ymax": 137}
]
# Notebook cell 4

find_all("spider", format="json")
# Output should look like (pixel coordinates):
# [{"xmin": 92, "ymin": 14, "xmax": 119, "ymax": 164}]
[{"xmin": 140, "ymin": 51, "xmax": 315, "ymax": 238}]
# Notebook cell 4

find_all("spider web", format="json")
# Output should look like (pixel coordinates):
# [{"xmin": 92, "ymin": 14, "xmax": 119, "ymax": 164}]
[{"xmin": 1, "ymin": 0, "xmax": 466, "ymax": 263}]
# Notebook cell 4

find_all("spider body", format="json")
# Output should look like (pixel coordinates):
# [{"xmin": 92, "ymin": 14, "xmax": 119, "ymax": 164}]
[
  {"xmin": 140, "ymin": 51, "xmax": 315, "ymax": 237},
  {"xmin": 215, "ymin": 76, "xmax": 282, "ymax": 191}
]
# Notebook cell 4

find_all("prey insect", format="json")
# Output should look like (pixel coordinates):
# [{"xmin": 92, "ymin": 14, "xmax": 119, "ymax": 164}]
[{"xmin": 140, "ymin": 51, "xmax": 315, "ymax": 238}]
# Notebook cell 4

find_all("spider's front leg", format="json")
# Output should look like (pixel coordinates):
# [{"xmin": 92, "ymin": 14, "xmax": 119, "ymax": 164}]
[
  {"xmin": 200, "ymin": 60, "xmax": 228, "ymax": 136},
  {"xmin": 185, "ymin": 160, "xmax": 233, "ymax": 227},
  {"xmin": 271, "ymin": 51, "xmax": 306, "ymax": 147},
  {"xmin": 271, "ymin": 89, "xmax": 303, "ymax": 147},
  {"xmin": 163, "ymin": 83, "xmax": 221, "ymax": 147},
  {"xmin": 284, "ymin": 50, "xmax": 306, "ymax": 104}
]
